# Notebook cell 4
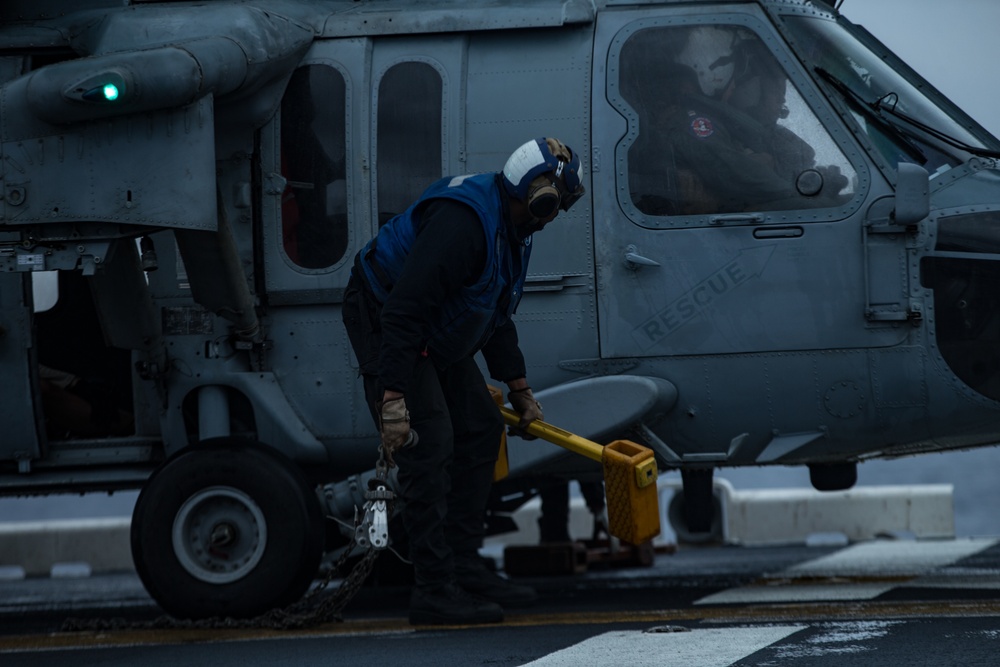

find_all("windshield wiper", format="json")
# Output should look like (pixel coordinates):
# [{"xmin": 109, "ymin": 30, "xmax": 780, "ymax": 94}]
[
  {"xmin": 873, "ymin": 95, "xmax": 1000, "ymax": 160},
  {"xmin": 814, "ymin": 67, "xmax": 927, "ymax": 164}
]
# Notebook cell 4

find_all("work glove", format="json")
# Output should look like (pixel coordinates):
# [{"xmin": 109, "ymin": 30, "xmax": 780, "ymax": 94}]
[
  {"xmin": 508, "ymin": 387, "xmax": 543, "ymax": 439},
  {"xmin": 817, "ymin": 164, "xmax": 849, "ymax": 195},
  {"xmin": 379, "ymin": 396, "xmax": 412, "ymax": 452}
]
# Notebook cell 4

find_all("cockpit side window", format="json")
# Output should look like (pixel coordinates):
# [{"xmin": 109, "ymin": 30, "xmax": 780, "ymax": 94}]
[
  {"xmin": 280, "ymin": 65, "xmax": 349, "ymax": 270},
  {"xmin": 784, "ymin": 14, "xmax": 1000, "ymax": 178},
  {"xmin": 376, "ymin": 61, "xmax": 443, "ymax": 226},
  {"xmin": 616, "ymin": 24, "xmax": 856, "ymax": 218}
]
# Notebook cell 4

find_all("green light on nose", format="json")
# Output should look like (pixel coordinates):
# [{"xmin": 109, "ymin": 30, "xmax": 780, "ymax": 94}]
[{"xmin": 73, "ymin": 71, "xmax": 127, "ymax": 104}]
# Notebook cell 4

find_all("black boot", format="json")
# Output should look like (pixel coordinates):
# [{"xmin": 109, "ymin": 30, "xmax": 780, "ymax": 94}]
[
  {"xmin": 409, "ymin": 583, "xmax": 504, "ymax": 626},
  {"xmin": 455, "ymin": 555, "xmax": 538, "ymax": 607}
]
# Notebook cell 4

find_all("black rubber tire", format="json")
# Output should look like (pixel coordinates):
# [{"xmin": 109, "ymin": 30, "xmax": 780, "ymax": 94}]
[
  {"xmin": 682, "ymin": 468, "xmax": 715, "ymax": 532},
  {"xmin": 130, "ymin": 438, "xmax": 324, "ymax": 619},
  {"xmin": 667, "ymin": 489, "xmax": 723, "ymax": 544},
  {"xmin": 809, "ymin": 462, "xmax": 858, "ymax": 492}
]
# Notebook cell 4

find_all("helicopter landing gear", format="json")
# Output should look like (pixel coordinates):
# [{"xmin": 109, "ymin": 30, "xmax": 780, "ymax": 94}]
[
  {"xmin": 130, "ymin": 438, "xmax": 324, "ymax": 619},
  {"xmin": 667, "ymin": 467, "xmax": 723, "ymax": 544},
  {"xmin": 809, "ymin": 461, "xmax": 857, "ymax": 492}
]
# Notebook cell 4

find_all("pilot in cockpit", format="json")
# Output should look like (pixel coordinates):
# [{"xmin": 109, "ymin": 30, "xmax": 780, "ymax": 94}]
[{"xmin": 638, "ymin": 26, "xmax": 847, "ymax": 215}]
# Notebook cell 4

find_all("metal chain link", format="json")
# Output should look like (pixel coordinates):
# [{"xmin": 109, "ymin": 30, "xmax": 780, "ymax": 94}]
[
  {"xmin": 61, "ymin": 533, "xmax": 382, "ymax": 633},
  {"xmin": 62, "ymin": 448, "xmax": 399, "ymax": 633}
]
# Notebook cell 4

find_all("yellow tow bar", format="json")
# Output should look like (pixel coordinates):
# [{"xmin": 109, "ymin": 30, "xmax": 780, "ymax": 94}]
[{"xmin": 496, "ymin": 403, "xmax": 661, "ymax": 545}]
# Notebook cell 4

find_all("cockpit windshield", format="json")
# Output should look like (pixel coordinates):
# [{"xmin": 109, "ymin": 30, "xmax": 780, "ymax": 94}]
[{"xmin": 781, "ymin": 15, "xmax": 1000, "ymax": 178}]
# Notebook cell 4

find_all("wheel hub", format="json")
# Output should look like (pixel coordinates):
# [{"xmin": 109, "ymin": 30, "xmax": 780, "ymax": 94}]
[
  {"xmin": 172, "ymin": 486, "xmax": 268, "ymax": 584},
  {"xmin": 210, "ymin": 523, "xmax": 237, "ymax": 548}
]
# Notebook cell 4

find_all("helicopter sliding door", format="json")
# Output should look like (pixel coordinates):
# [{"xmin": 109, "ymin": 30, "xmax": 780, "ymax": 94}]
[
  {"xmin": 260, "ymin": 35, "xmax": 468, "ymax": 300},
  {"xmin": 592, "ymin": 6, "xmax": 897, "ymax": 360},
  {"xmin": 261, "ymin": 39, "xmax": 368, "ymax": 303},
  {"xmin": 0, "ymin": 273, "xmax": 41, "ymax": 466},
  {"xmin": 259, "ymin": 35, "xmax": 473, "ymax": 464}
]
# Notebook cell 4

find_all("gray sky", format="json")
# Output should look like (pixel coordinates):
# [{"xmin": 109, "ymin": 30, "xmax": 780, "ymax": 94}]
[{"xmin": 842, "ymin": 0, "xmax": 1000, "ymax": 138}]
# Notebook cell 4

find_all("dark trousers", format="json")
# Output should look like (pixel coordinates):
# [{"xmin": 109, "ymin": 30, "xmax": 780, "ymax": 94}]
[
  {"xmin": 343, "ymin": 273, "xmax": 503, "ymax": 588},
  {"xmin": 390, "ymin": 356, "xmax": 502, "ymax": 587},
  {"xmin": 539, "ymin": 480, "xmax": 606, "ymax": 542}
]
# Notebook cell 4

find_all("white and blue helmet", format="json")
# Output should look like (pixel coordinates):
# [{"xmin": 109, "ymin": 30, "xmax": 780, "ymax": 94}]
[{"xmin": 502, "ymin": 138, "xmax": 585, "ymax": 215}]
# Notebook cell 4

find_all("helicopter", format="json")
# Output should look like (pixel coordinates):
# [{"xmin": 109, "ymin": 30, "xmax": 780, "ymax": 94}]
[{"xmin": 2, "ymin": 0, "xmax": 1000, "ymax": 619}]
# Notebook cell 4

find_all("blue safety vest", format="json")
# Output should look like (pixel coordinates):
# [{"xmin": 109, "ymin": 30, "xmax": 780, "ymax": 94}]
[{"xmin": 358, "ymin": 173, "xmax": 531, "ymax": 364}]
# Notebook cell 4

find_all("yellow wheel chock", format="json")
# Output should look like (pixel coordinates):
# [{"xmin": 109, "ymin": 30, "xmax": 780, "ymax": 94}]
[{"xmin": 495, "ymin": 403, "xmax": 661, "ymax": 546}]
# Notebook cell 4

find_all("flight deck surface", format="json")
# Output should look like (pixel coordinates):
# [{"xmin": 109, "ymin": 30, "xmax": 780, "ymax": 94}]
[{"xmin": 3, "ymin": 537, "xmax": 1000, "ymax": 666}]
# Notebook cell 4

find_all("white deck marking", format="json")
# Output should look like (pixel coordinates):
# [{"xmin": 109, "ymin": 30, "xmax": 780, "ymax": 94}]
[
  {"xmin": 784, "ymin": 539, "xmax": 997, "ymax": 577},
  {"xmin": 697, "ymin": 582, "xmax": 897, "ymax": 605},
  {"xmin": 522, "ymin": 626, "xmax": 807, "ymax": 666},
  {"xmin": 696, "ymin": 539, "xmax": 997, "ymax": 605}
]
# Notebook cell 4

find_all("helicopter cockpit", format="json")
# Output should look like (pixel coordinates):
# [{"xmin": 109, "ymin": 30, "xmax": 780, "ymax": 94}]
[
  {"xmin": 778, "ymin": 12, "xmax": 1000, "ymax": 406},
  {"xmin": 617, "ymin": 24, "xmax": 857, "ymax": 218}
]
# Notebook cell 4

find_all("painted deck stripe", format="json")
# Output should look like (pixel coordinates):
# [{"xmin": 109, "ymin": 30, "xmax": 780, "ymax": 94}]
[
  {"xmin": 697, "ymin": 582, "xmax": 898, "ymax": 605},
  {"xmin": 522, "ymin": 626, "xmax": 807, "ymax": 666},
  {"xmin": 696, "ymin": 539, "xmax": 997, "ymax": 605},
  {"xmin": 5, "ymin": 599, "xmax": 1000, "ymax": 655},
  {"xmin": 784, "ymin": 539, "xmax": 997, "ymax": 577}
]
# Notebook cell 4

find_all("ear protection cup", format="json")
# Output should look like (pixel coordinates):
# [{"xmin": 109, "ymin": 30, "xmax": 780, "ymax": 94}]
[{"xmin": 526, "ymin": 175, "xmax": 561, "ymax": 219}]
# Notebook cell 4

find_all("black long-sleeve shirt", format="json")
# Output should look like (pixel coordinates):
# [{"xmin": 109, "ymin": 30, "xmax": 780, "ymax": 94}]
[{"xmin": 378, "ymin": 197, "xmax": 527, "ymax": 394}]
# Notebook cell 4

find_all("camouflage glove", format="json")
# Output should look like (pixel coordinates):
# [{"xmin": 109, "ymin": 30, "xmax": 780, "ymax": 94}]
[
  {"xmin": 508, "ymin": 387, "xmax": 543, "ymax": 439},
  {"xmin": 379, "ymin": 396, "xmax": 411, "ymax": 452}
]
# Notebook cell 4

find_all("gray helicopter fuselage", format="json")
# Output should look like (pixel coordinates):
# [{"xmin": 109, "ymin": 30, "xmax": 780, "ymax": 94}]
[{"xmin": 0, "ymin": 0, "xmax": 998, "ymax": 495}]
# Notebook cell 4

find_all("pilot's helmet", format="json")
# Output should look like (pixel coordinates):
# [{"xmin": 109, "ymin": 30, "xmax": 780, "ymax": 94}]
[
  {"xmin": 728, "ymin": 43, "xmax": 789, "ymax": 120},
  {"xmin": 675, "ymin": 26, "xmax": 744, "ymax": 97},
  {"xmin": 502, "ymin": 138, "xmax": 586, "ymax": 214}
]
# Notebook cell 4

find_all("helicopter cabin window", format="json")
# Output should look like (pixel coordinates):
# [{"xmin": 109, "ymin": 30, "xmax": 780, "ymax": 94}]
[
  {"xmin": 280, "ymin": 65, "xmax": 348, "ymax": 269},
  {"xmin": 376, "ymin": 61, "xmax": 443, "ymax": 226},
  {"xmin": 617, "ymin": 25, "xmax": 856, "ymax": 217}
]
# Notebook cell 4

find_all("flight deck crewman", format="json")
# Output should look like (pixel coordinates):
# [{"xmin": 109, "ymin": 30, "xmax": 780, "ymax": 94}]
[{"xmin": 342, "ymin": 138, "xmax": 585, "ymax": 626}]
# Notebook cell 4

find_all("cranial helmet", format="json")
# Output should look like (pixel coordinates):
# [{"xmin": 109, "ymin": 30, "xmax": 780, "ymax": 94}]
[
  {"xmin": 675, "ymin": 26, "xmax": 742, "ymax": 97},
  {"xmin": 728, "ymin": 41, "xmax": 787, "ymax": 113},
  {"xmin": 502, "ymin": 137, "xmax": 585, "ymax": 216}
]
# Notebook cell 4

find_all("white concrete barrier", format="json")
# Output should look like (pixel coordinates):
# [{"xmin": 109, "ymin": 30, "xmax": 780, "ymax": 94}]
[
  {"xmin": 484, "ymin": 496, "xmax": 600, "ymax": 549},
  {"xmin": 658, "ymin": 479, "xmax": 955, "ymax": 545},
  {"xmin": 490, "ymin": 480, "xmax": 955, "ymax": 548},
  {"xmin": 0, "ymin": 517, "xmax": 133, "ymax": 577}
]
